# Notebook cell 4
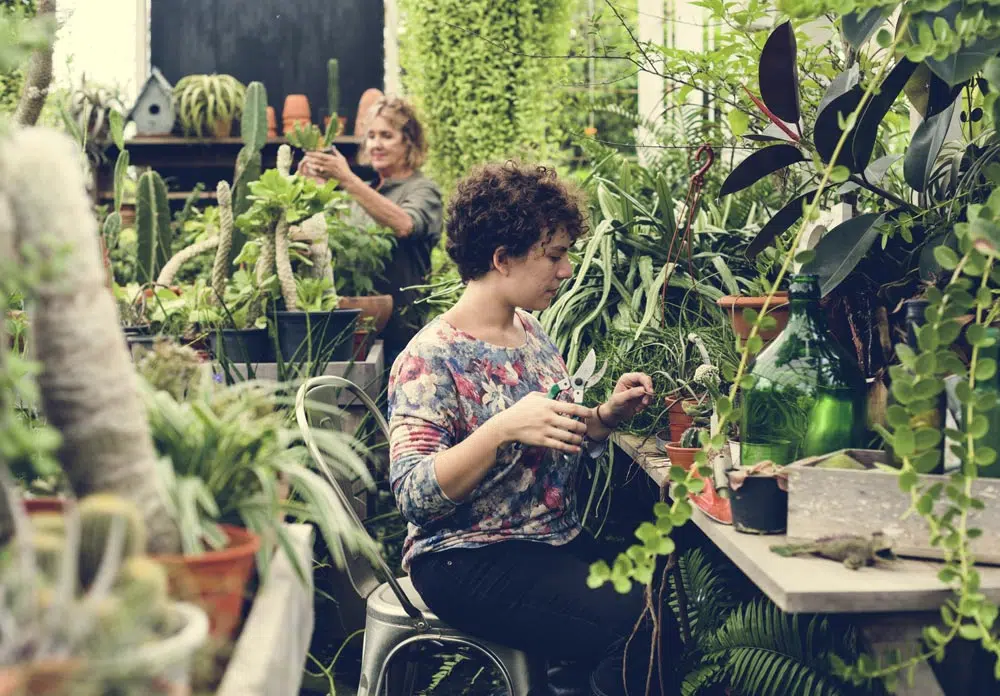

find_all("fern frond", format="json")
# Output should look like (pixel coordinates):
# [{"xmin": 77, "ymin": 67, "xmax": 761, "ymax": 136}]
[
  {"xmin": 681, "ymin": 663, "xmax": 724, "ymax": 696},
  {"xmin": 670, "ymin": 548, "xmax": 738, "ymax": 641},
  {"xmin": 702, "ymin": 600, "xmax": 862, "ymax": 696}
]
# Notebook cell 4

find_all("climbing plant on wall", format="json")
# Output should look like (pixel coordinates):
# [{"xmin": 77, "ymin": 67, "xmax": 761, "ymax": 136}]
[{"xmin": 398, "ymin": 0, "xmax": 573, "ymax": 193}]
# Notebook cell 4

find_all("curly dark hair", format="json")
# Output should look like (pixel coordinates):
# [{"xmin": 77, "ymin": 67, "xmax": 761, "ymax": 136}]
[{"xmin": 446, "ymin": 161, "xmax": 587, "ymax": 282}]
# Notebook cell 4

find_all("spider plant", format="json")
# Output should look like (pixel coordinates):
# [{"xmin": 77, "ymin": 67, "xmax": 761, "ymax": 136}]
[
  {"xmin": 173, "ymin": 74, "xmax": 246, "ymax": 137},
  {"xmin": 137, "ymin": 359, "xmax": 378, "ymax": 578}
]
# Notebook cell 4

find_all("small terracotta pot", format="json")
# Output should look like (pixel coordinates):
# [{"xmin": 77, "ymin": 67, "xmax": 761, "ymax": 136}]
[
  {"xmin": 211, "ymin": 119, "xmax": 232, "ymax": 138},
  {"xmin": 153, "ymin": 524, "xmax": 260, "ymax": 639},
  {"xmin": 282, "ymin": 94, "xmax": 311, "ymax": 132},
  {"xmin": 354, "ymin": 88, "xmax": 385, "ymax": 135},
  {"xmin": 336, "ymin": 294, "xmax": 394, "ymax": 334},
  {"xmin": 266, "ymin": 106, "xmax": 277, "ymax": 137},
  {"xmin": 23, "ymin": 497, "xmax": 66, "ymax": 514},
  {"xmin": 352, "ymin": 330, "xmax": 373, "ymax": 361},
  {"xmin": 716, "ymin": 293, "xmax": 790, "ymax": 343},
  {"xmin": 665, "ymin": 442, "xmax": 699, "ymax": 471},
  {"xmin": 665, "ymin": 397, "xmax": 699, "ymax": 442},
  {"xmin": 120, "ymin": 203, "xmax": 136, "ymax": 228}
]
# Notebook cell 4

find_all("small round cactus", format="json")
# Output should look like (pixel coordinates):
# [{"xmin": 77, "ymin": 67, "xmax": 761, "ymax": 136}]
[
  {"xmin": 78, "ymin": 493, "xmax": 148, "ymax": 590},
  {"xmin": 679, "ymin": 426, "xmax": 704, "ymax": 449}
]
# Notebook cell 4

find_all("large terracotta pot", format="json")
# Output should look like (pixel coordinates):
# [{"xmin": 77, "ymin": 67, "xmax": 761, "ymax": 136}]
[
  {"xmin": 337, "ymin": 294, "xmax": 394, "ymax": 334},
  {"xmin": 282, "ymin": 94, "xmax": 311, "ymax": 134},
  {"xmin": 153, "ymin": 524, "xmax": 260, "ymax": 640},
  {"xmin": 716, "ymin": 293, "xmax": 790, "ymax": 343},
  {"xmin": 665, "ymin": 397, "xmax": 701, "ymax": 442}
]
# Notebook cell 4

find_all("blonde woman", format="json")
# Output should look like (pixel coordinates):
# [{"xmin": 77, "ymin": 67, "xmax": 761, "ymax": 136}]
[{"xmin": 300, "ymin": 96, "xmax": 442, "ymax": 362}]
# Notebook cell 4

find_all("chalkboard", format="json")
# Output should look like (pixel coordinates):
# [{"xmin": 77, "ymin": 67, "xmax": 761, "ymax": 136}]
[{"xmin": 151, "ymin": 0, "xmax": 384, "ymax": 132}]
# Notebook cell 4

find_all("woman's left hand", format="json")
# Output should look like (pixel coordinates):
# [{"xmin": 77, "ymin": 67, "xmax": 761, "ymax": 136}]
[
  {"xmin": 302, "ymin": 148, "xmax": 352, "ymax": 182},
  {"xmin": 600, "ymin": 372, "xmax": 654, "ymax": 427}
]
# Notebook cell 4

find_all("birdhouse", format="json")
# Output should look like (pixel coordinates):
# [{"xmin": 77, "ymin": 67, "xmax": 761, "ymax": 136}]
[{"xmin": 127, "ymin": 67, "xmax": 175, "ymax": 136}]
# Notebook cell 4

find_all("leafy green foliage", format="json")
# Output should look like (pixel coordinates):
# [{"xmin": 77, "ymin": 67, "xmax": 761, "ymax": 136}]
[
  {"xmin": 399, "ymin": 0, "xmax": 573, "ymax": 191},
  {"xmin": 326, "ymin": 214, "xmax": 395, "ymax": 297},
  {"xmin": 237, "ymin": 168, "xmax": 343, "ymax": 234}
]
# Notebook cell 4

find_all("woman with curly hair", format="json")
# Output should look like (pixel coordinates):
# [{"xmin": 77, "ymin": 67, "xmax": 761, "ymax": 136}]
[
  {"xmin": 300, "ymin": 96, "xmax": 441, "ymax": 362},
  {"xmin": 387, "ymin": 161, "xmax": 680, "ymax": 695}
]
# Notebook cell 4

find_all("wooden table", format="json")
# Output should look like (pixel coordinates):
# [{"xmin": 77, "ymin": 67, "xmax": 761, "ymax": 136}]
[{"xmin": 615, "ymin": 433, "xmax": 1000, "ymax": 696}]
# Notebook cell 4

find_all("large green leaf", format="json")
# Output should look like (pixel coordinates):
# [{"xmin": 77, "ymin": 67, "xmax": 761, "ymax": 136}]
[
  {"xmin": 841, "ymin": 7, "xmax": 890, "ymax": 49},
  {"xmin": 758, "ymin": 21, "xmax": 801, "ymax": 124},
  {"xmin": 800, "ymin": 212, "xmax": 885, "ymax": 297},
  {"xmin": 911, "ymin": 5, "xmax": 1000, "ymax": 86},
  {"xmin": 720, "ymin": 144, "xmax": 805, "ymax": 197},
  {"xmin": 904, "ymin": 98, "xmax": 957, "ymax": 192},
  {"xmin": 746, "ymin": 189, "xmax": 820, "ymax": 259}
]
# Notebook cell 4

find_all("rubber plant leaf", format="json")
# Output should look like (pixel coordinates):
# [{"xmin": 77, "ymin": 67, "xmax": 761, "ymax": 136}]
[
  {"xmin": 849, "ymin": 58, "xmax": 919, "ymax": 171},
  {"xmin": 745, "ymin": 188, "xmax": 820, "ymax": 259},
  {"xmin": 813, "ymin": 86, "xmax": 864, "ymax": 171},
  {"xmin": 758, "ymin": 21, "xmax": 801, "ymax": 124},
  {"xmin": 910, "ymin": 4, "xmax": 1000, "ymax": 87},
  {"xmin": 817, "ymin": 65, "xmax": 859, "ymax": 119},
  {"xmin": 904, "ymin": 98, "xmax": 958, "ymax": 192},
  {"xmin": 799, "ymin": 212, "xmax": 886, "ymax": 297},
  {"xmin": 842, "ymin": 7, "xmax": 891, "ymax": 49},
  {"xmin": 743, "ymin": 122, "xmax": 796, "ymax": 143},
  {"xmin": 719, "ymin": 144, "xmax": 805, "ymax": 197}
]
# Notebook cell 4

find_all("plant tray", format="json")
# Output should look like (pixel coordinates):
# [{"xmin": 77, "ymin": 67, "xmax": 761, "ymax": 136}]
[{"xmin": 786, "ymin": 449, "xmax": 1000, "ymax": 565}]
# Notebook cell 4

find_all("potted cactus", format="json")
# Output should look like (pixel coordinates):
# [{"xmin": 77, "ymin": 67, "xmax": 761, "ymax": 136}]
[{"xmin": 0, "ymin": 482, "xmax": 209, "ymax": 695}]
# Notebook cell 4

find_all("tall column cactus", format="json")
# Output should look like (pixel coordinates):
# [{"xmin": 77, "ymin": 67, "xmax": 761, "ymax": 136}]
[
  {"xmin": 0, "ymin": 127, "xmax": 182, "ymax": 554},
  {"xmin": 229, "ymin": 81, "xmax": 268, "ymax": 266},
  {"xmin": 135, "ymin": 169, "xmax": 171, "ymax": 284},
  {"xmin": 212, "ymin": 180, "xmax": 234, "ymax": 302}
]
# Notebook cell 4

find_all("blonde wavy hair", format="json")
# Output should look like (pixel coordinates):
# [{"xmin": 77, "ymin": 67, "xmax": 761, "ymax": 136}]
[{"xmin": 357, "ymin": 96, "xmax": 429, "ymax": 171}]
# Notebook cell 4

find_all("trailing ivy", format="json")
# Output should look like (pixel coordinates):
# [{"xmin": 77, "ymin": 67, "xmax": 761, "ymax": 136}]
[{"xmin": 398, "ymin": 0, "xmax": 572, "ymax": 191}]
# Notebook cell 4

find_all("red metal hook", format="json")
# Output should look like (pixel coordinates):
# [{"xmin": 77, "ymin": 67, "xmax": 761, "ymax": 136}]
[{"xmin": 692, "ymin": 144, "xmax": 715, "ymax": 185}]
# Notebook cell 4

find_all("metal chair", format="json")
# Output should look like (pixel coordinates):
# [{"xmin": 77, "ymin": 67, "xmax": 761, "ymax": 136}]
[{"xmin": 295, "ymin": 376, "xmax": 546, "ymax": 696}]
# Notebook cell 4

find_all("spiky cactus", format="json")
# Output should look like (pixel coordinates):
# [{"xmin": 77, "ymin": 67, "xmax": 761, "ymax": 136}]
[
  {"xmin": 0, "ymin": 127, "xmax": 181, "ymax": 554},
  {"xmin": 77, "ymin": 493, "xmax": 147, "ymax": 590},
  {"xmin": 679, "ymin": 426, "xmax": 703, "ymax": 449},
  {"xmin": 135, "ymin": 169, "xmax": 172, "ymax": 284},
  {"xmin": 230, "ymin": 81, "xmax": 268, "ymax": 266},
  {"xmin": 327, "ymin": 59, "xmax": 339, "ymax": 121}
]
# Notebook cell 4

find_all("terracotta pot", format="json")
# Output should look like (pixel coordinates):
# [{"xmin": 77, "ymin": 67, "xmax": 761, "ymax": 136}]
[
  {"xmin": 354, "ymin": 88, "xmax": 385, "ymax": 135},
  {"xmin": 266, "ymin": 106, "xmax": 277, "ymax": 137},
  {"xmin": 120, "ymin": 203, "xmax": 136, "ymax": 228},
  {"xmin": 716, "ymin": 293, "xmax": 789, "ymax": 343},
  {"xmin": 23, "ymin": 497, "xmax": 66, "ymax": 514},
  {"xmin": 153, "ymin": 524, "xmax": 260, "ymax": 640},
  {"xmin": 665, "ymin": 442, "xmax": 699, "ymax": 471},
  {"xmin": 211, "ymin": 119, "xmax": 232, "ymax": 138},
  {"xmin": 352, "ymin": 330, "xmax": 373, "ymax": 361},
  {"xmin": 0, "ymin": 660, "xmax": 81, "ymax": 696},
  {"xmin": 665, "ymin": 397, "xmax": 700, "ymax": 443},
  {"xmin": 336, "ymin": 294, "xmax": 394, "ymax": 334},
  {"xmin": 281, "ymin": 94, "xmax": 311, "ymax": 133}
]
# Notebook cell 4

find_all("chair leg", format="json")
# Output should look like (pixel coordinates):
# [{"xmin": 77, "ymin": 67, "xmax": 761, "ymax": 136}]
[{"xmin": 358, "ymin": 624, "xmax": 412, "ymax": 696}]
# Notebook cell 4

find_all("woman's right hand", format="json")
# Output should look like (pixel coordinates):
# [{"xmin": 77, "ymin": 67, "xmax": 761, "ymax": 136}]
[{"xmin": 490, "ymin": 392, "xmax": 593, "ymax": 453}]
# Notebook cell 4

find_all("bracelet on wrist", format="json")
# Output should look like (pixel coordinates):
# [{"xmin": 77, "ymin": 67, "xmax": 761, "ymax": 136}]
[{"xmin": 595, "ymin": 403, "xmax": 616, "ymax": 430}]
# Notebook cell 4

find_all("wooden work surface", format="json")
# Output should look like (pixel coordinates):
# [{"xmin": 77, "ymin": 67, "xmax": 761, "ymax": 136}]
[{"xmin": 615, "ymin": 433, "xmax": 1000, "ymax": 615}]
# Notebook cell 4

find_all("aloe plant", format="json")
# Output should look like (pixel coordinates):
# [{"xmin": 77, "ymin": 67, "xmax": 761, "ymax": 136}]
[{"xmin": 173, "ymin": 73, "xmax": 246, "ymax": 137}]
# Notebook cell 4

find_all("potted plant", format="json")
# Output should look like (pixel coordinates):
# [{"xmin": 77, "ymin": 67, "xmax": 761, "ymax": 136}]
[
  {"xmin": 326, "ymin": 215, "xmax": 396, "ymax": 335},
  {"xmin": 0, "ymin": 484, "xmax": 209, "ymax": 695},
  {"xmin": 727, "ymin": 460, "xmax": 789, "ymax": 534},
  {"xmin": 134, "ymin": 342, "xmax": 377, "ymax": 637},
  {"xmin": 237, "ymin": 148, "xmax": 361, "ymax": 363},
  {"xmin": 716, "ymin": 242, "xmax": 791, "ymax": 343},
  {"xmin": 173, "ymin": 74, "xmax": 246, "ymax": 138}
]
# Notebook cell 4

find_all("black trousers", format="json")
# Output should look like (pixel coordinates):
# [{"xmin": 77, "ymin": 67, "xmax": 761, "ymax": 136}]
[{"xmin": 409, "ymin": 535, "xmax": 681, "ymax": 695}]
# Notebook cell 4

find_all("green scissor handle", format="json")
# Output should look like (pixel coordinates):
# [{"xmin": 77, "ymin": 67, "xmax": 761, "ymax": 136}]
[{"xmin": 546, "ymin": 383, "xmax": 561, "ymax": 399}]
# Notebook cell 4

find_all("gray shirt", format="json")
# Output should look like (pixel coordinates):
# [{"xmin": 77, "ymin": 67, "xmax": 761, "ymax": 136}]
[{"xmin": 348, "ymin": 171, "xmax": 443, "ymax": 355}]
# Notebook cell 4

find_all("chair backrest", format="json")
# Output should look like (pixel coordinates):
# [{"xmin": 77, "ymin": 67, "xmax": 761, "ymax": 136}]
[{"xmin": 295, "ymin": 375, "xmax": 425, "ymax": 620}]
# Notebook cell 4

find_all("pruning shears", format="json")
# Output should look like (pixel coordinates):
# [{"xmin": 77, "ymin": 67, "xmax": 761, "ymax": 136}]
[{"xmin": 547, "ymin": 349, "xmax": 608, "ymax": 405}]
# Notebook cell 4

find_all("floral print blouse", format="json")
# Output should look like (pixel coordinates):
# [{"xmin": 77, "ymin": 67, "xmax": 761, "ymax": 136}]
[{"xmin": 388, "ymin": 310, "xmax": 596, "ymax": 571}]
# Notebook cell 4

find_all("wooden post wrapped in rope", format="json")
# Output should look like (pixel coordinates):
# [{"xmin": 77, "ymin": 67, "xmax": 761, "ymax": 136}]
[
  {"xmin": 212, "ymin": 180, "xmax": 234, "ymax": 302},
  {"xmin": 155, "ymin": 236, "xmax": 220, "ymax": 286}
]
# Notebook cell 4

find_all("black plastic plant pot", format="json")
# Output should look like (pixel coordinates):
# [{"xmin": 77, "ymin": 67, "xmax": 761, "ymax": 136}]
[
  {"xmin": 208, "ymin": 328, "xmax": 274, "ymax": 364},
  {"xmin": 122, "ymin": 325, "xmax": 151, "ymax": 337},
  {"xmin": 730, "ymin": 476, "xmax": 787, "ymax": 535},
  {"xmin": 274, "ymin": 309, "xmax": 361, "ymax": 363}
]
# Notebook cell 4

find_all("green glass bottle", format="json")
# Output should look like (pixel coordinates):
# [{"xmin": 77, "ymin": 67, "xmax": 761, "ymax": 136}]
[{"xmin": 740, "ymin": 274, "xmax": 867, "ymax": 467}]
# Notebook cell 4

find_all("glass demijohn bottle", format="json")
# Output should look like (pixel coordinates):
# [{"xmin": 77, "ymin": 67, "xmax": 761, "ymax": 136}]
[{"xmin": 740, "ymin": 274, "xmax": 867, "ymax": 467}]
